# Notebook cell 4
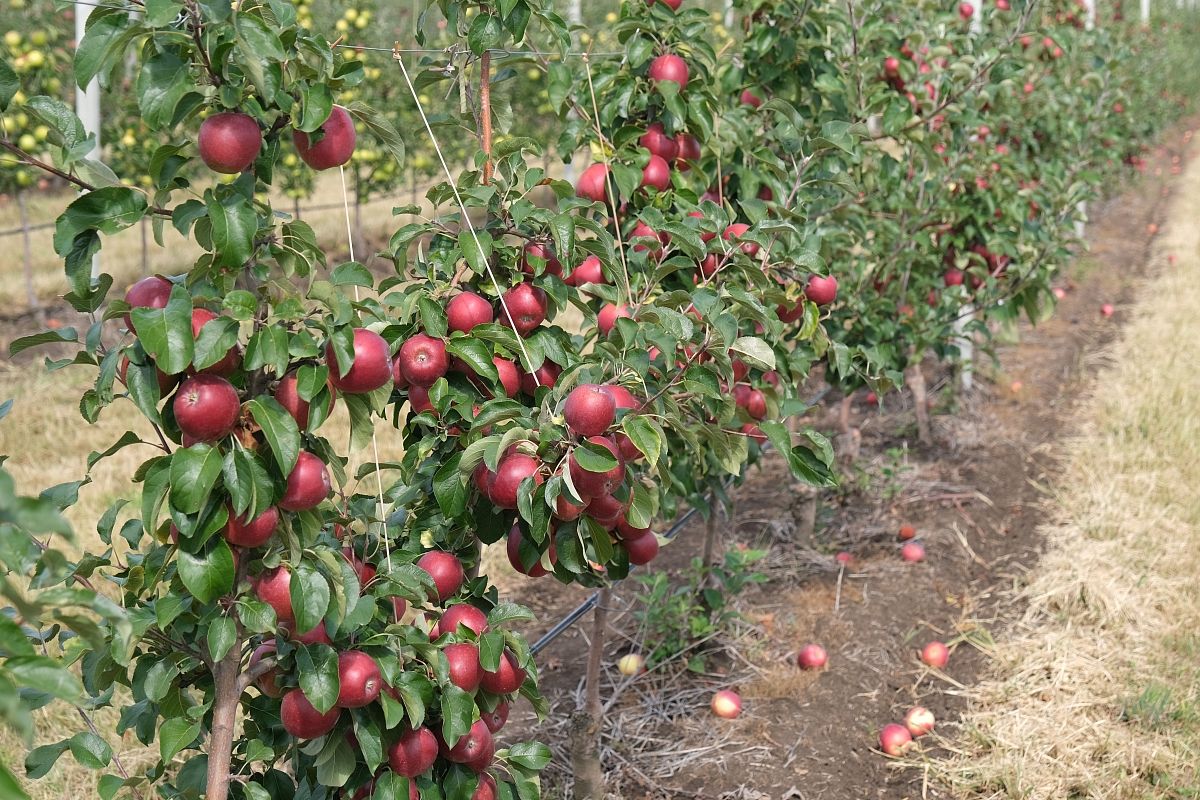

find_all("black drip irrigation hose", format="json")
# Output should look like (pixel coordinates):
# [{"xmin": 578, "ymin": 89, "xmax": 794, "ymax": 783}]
[{"xmin": 530, "ymin": 385, "xmax": 833, "ymax": 656}]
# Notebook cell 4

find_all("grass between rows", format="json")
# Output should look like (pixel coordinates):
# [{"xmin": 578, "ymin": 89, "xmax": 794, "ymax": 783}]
[{"xmin": 933, "ymin": 145, "xmax": 1200, "ymax": 797}]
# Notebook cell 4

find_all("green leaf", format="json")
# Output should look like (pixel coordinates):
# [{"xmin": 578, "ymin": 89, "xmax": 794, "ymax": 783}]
[
  {"xmin": 68, "ymin": 731, "xmax": 112, "ymax": 769},
  {"xmin": 158, "ymin": 717, "xmax": 200, "ymax": 763},
  {"xmin": 730, "ymin": 336, "xmax": 776, "ymax": 371},
  {"xmin": 297, "ymin": 83, "xmax": 335, "ymax": 133},
  {"xmin": 620, "ymin": 416, "xmax": 663, "ymax": 465},
  {"xmin": 506, "ymin": 741, "xmax": 552, "ymax": 770},
  {"xmin": 347, "ymin": 102, "xmax": 405, "ymax": 167},
  {"xmin": 0, "ymin": 60, "xmax": 17, "ymax": 112},
  {"xmin": 458, "ymin": 229, "xmax": 493, "ymax": 275},
  {"xmin": 130, "ymin": 284, "xmax": 193, "ymax": 375},
  {"xmin": 137, "ymin": 51, "xmax": 193, "ymax": 128},
  {"xmin": 390, "ymin": 671, "xmax": 433, "ymax": 729},
  {"xmin": 370, "ymin": 773, "xmax": 412, "ymax": 800},
  {"xmin": 169, "ymin": 444, "xmax": 223, "ymax": 514},
  {"xmin": 25, "ymin": 741, "xmax": 70, "ymax": 780},
  {"xmin": 440, "ymin": 685, "xmax": 475, "ymax": 745},
  {"xmin": 206, "ymin": 192, "xmax": 259, "ymax": 268},
  {"xmin": 74, "ymin": 8, "xmax": 133, "ymax": 88},
  {"xmin": 192, "ymin": 316, "xmax": 240, "ymax": 372},
  {"xmin": 0, "ymin": 763, "xmax": 29, "ymax": 800},
  {"xmin": 330, "ymin": 262, "xmax": 374, "ymax": 288},
  {"xmin": 571, "ymin": 441, "xmax": 619, "ymax": 473},
  {"xmin": 433, "ymin": 454, "xmax": 468, "ymax": 518},
  {"xmin": 296, "ymin": 644, "xmax": 340, "ymax": 714},
  {"xmin": 177, "ymin": 542, "xmax": 235, "ymax": 603},
  {"xmin": 9, "ymin": 328, "xmax": 78, "ymax": 357},
  {"xmin": 4, "ymin": 656, "xmax": 83, "ymax": 701},
  {"xmin": 246, "ymin": 397, "xmax": 301, "ymax": 475},
  {"xmin": 291, "ymin": 561, "xmax": 331, "ymax": 635},
  {"xmin": 466, "ymin": 13, "xmax": 503, "ymax": 55},
  {"xmin": 207, "ymin": 616, "xmax": 237, "ymax": 662}
]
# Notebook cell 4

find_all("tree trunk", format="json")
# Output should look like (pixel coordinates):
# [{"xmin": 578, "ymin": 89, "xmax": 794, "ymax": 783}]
[
  {"xmin": 700, "ymin": 497, "xmax": 720, "ymax": 570},
  {"xmin": 834, "ymin": 395, "xmax": 861, "ymax": 464},
  {"xmin": 204, "ymin": 632, "xmax": 244, "ymax": 800},
  {"xmin": 480, "ymin": 50, "xmax": 494, "ymax": 184},
  {"xmin": 793, "ymin": 488, "xmax": 818, "ymax": 547},
  {"xmin": 570, "ymin": 588, "xmax": 608, "ymax": 800},
  {"xmin": 17, "ymin": 191, "xmax": 42, "ymax": 325},
  {"xmin": 906, "ymin": 359, "xmax": 932, "ymax": 445},
  {"xmin": 293, "ymin": 196, "xmax": 302, "ymax": 221}
]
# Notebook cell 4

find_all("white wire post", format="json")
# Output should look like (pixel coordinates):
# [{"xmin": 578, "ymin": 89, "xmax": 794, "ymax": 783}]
[
  {"xmin": 723, "ymin": 0, "xmax": 734, "ymax": 33},
  {"xmin": 968, "ymin": 0, "xmax": 982, "ymax": 35},
  {"xmin": 75, "ymin": 1, "xmax": 102, "ymax": 281},
  {"xmin": 1142, "ymin": 0, "xmax": 1152, "ymax": 23},
  {"xmin": 564, "ymin": 0, "xmax": 581, "ymax": 185},
  {"xmin": 1084, "ymin": 0, "xmax": 1096, "ymax": 30}
]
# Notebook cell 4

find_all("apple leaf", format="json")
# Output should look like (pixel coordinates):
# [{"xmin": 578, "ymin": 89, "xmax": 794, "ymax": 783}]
[
  {"xmin": 620, "ymin": 416, "xmax": 663, "ymax": 465},
  {"xmin": 206, "ymin": 616, "xmax": 236, "ymax": 663},
  {"xmin": 0, "ymin": 762, "xmax": 30, "ymax": 800},
  {"xmin": 192, "ymin": 316, "xmax": 240, "ymax": 372},
  {"xmin": 433, "ymin": 453, "xmax": 467, "ymax": 518},
  {"xmin": 730, "ymin": 336, "xmax": 775, "ymax": 372},
  {"xmin": 390, "ymin": 670, "xmax": 433, "ymax": 730},
  {"xmin": 206, "ymin": 191, "xmax": 258, "ymax": 269},
  {"xmin": 571, "ymin": 441, "xmax": 619, "ymax": 474},
  {"xmin": 290, "ymin": 561, "xmax": 331, "ymax": 636},
  {"xmin": 4, "ymin": 656, "xmax": 83, "ymax": 702},
  {"xmin": 176, "ymin": 542, "xmax": 235, "ymax": 604},
  {"xmin": 169, "ymin": 444, "xmax": 223, "ymax": 515},
  {"xmin": 506, "ymin": 742, "xmax": 552, "ymax": 771},
  {"xmin": 296, "ymin": 643, "xmax": 339, "ymax": 715},
  {"xmin": 158, "ymin": 717, "xmax": 200, "ymax": 764},
  {"xmin": 246, "ymin": 397, "xmax": 301, "ymax": 476},
  {"xmin": 0, "ymin": 60, "xmax": 17, "ymax": 112},
  {"xmin": 131, "ymin": 285, "xmax": 193, "ymax": 376},
  {"xmin": 314, "ymin": 730, "xmax": 355, "ymax": 789},
  {"xmin": 439, "ymin": 685, "xmax": 475, "ymax": 746}
]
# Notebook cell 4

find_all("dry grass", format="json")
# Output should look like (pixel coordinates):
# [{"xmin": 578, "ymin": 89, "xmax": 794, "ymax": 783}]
[{"xmin": 928, "ymin": 144, "xmax": 1200, "ymax": 798}]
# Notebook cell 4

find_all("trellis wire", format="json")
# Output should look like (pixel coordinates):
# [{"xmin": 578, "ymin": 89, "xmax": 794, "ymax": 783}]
[{"xmin": 530, "ymin": 386, "xmax": 832, "ymax": 656}]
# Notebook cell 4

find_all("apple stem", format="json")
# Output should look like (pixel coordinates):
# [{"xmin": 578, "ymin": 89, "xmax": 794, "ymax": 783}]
[{"xmin": 570, "ymin": 587, "xmax": 609, "ymax": 799}]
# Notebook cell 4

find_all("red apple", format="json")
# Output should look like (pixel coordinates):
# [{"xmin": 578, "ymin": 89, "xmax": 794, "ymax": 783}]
[
  {"xmin": 1100, "ymin": 303, "xmax": 1115, "ymax": 317},
  {"xmin": 280, "ymin": 451, "xmax": 332, "ymax": 511},
  {"xmin": 631, "ymin": 220, "xmax": 667, "ymax": 259},
  {"xmin": 336, "ymin": 651, "xmax": 382, "ymax": 708},
  {"xmin": 473, "ymin": 774, "xmax": 497, "ymax": 800},
  {"xmin": 554, "ymin": 493, "xmax": 585, "ymax": 521},
  {"xmin": 641, "ymin": 153, "xmax": 672, "ymax": 192},
  {"xmin": 275, "ymin": 369, "xmax": 335, "ymax": 430},
  {"xmin": 435, "ymin": 603, "xmax": 490, "ymax": 638},
  {"xmin": 293, "ymin": 105, "xmax": 356, "ymax": 170},
  {"xmin": 281, "ymin": 688, "xmax": 341, "ymax": 739},
  {"xmin": 879, "ymin": 722, "xmax": 914, "ymax": 756},
  {"xmin": 901, "ymin": 541, "xmax": 925, "ymax": 563},
  {"xmin": 499, "ymin": 283, "xmax": 547, "ymax": 337},
  {"xmin": 416, "ymin": 551, "xmax": 465, "ymax": 602},
  {"xmin": 254, "ymin": 566, "xmax": 294, "ymax": 623},
  {"xmin": 575, "ymin": 162, "xmax": 611, "ymax": 203},
  {"xmin": 520, "ymin": 242, "xmax": 562, "ymax": 277},
  {"xmin": 616, "ymin": 518, "xmax": 651, "ymax": 541},
  {"xmin": 444, "ymin": 642, "xmax": 482, "ymax": 691},
  {"xmin": 805, "ymin": 275, "xmax": 838, "ymax": 305},
  {"xmin": 290, "ymin": 621, "xmax": 332, "ymax": 646},
  {"xmin": 711, "ymin": 689, "xmax": 742, "ymax": 718},
  {"xmin": 648, "ymin": 54, "xmax": 689, "ymax": 90},
  {"xmin": 506, "ymin": 526, "xmax": 552, "ymax": 578},
  {"xmin": 341, "ymin": 548, "xmax": 376, "ymax": 586},
  {"xmin": 647, "ymin": 0, "xmax": 683, "ymax": 9},
  {"xmin": 198, "ymin": 111, "xmax": 262, "ymax": 174},
  {"xmin": 174, "ymin": 375, "xmax": 241, "ymax": 442},
  {"xmin": 447, "ymin": 291, "xmax": 494, "ymax": 333},
  {"xmin": 884, "ymin": 56, "xmax": 901, "ymax": 77},
  {"xmin": 444, "ymin": 719, "xmax": 494, "ymax": 772},
  {"xmin": 388, "ymin": 726, "xmax": 439, "ymax": 777},
  {"xmin": 564, "ymin": 384, "xmax": 616, "ymax": 437},
  {"xmin": 568, "ymin": 436, "xmax": 625, "ymax": 498},
  {"xmin": 722, "ymin": 223, "xmax": 759, "ymax": 257},
  {"xmin": 520, "ymin": 360, "xmax": 561, "ymax": 394},
  {"xmin": 958, "ymin": 1, "xmax": 974, "ymax": 20},
  {"xmin": 397, "ymin": 333, "xmax": 449, "ymax": 387},
  {"xmin": 480, "ymin": 649, "xmax": 525, "ymax": 694},
  {"xmin": 639, "ymin": 122, "xmax": 679, "ymax": 161},
  {"xmin": 898, "ymin": 524, "xmax": 916, "ymax": 541},
  {"xmin": 739, "ymin": 89, "xmax": 763, "ymax": 108},
  {"xmin": 943, "ymin": 268, "xmax": 964, "ymax": 287},
  {"xmin": 921, "ymin": 641, "xmax": 949, "ymax": 669},
  {"xmin": 905, "ymin": 706, "xmax": 935, "ymax": 736},
  {"xmin": 622, "ymin": 532, "xmax": 659, "ymax": 565},
  {"xmin": 488, "ymin": 453, "xmax": 543, "ymax": 509},
  {"xmin": 586, "ymin": 492, "xmax": 625, "ymax": 529},
  {"xmin": 224, "ymin": 505, "xmax": 279, "ymax": 548},
  {"xmin": 674, "ymin": 133, "xmax": 701, "ymax": 169},
  {"xmin": 797, "ymin": 643, "xmax": 827, "ymax": 670},
  {"xmin": 482, "ymin": 702, "xmax": 509, "ymax": 732},
  {"xmin": 327, "ymin": 329, "xmax": 391, "ymax": 394},
  {"xmin": 597, "ymin": 303, "xmax": 633, "ymax": 336},
  {"xmin": 566, "ymin": 254, "xmax": 605, "ymax": 286},
  {"xmin": 118, "ymin": 354, "xmax": 177, "ymax": 395}
]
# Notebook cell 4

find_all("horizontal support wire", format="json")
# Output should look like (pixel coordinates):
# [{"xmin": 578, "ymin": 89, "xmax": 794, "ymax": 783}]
[{"xmin": 530, "ymin": 386, "xmax": 833, "ymax": 655}]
